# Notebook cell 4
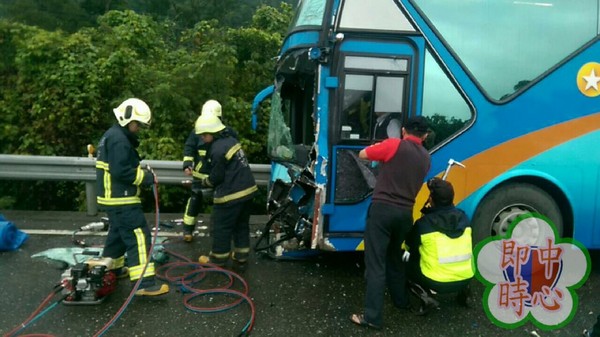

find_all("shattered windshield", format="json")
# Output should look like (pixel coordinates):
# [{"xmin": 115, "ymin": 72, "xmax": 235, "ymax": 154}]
[
  {"xmin": 267, "ymin": 89, "xmax": 295, "ymax": 162},
  {"xmin": 290, "ymin": 0, "xmax": 327, "ymax": 28}
]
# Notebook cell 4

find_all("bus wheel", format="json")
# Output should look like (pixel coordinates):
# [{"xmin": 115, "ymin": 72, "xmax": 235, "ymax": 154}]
[{"xmin": 472, "ymin": 183, "xmax": 562, "ymax": 243}]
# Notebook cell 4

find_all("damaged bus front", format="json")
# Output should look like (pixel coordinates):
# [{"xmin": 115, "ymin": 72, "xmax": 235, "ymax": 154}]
[
  {"xmin": 254, "ymin": 0, "xmax": 600, "ymax": 257},
  {"xmin": 252, "ymin": 0, "xmax": 332, "ymax": 258},
  {"xmin": 253, "ymin": 0, "xmax": 392, "ymax": 258}
]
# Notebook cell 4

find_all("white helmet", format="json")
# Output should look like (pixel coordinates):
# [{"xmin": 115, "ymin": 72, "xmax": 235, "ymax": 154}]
[
  {"xmin": 201, "ymin": 99, "xmax": 222, "ymax": 118},
  {"xmin": 195, "ymin": 113, "xmax": 225, "ymax": 134},
  {"xmin": 113, "ymin": 98, "xmax": 151, "ymax": 127}
]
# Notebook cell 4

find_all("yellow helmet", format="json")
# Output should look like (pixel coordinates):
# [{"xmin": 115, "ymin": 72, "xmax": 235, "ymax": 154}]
[
  {"xmin": 113, "ymin": 98, "xmax": 151, "ymax": 127},
  {"xmin": 195, "ymin": 113, "xmax": 225, "ymax": 134},
  {"xmin": 201, "ymin": 99, "xmax": 222, "ymax": 118}
]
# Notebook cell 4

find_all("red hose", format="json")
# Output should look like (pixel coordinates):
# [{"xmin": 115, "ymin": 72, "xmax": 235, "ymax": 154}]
[{"xmin": 3, "ymin": 286, "xmax": 63, "ymax": 337}]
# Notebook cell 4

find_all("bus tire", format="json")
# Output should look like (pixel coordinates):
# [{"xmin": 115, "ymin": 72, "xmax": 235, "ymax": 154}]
[{"xmin": 471, "ymin": 183, "xmax": 563, "ymax": 244}]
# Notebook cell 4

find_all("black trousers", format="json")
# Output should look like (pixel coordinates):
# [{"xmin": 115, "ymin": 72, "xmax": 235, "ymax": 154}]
[
  {"xmin": 407, "ymin": 253, "xmax": 471, "ymax": 294},
  {"xmin": 183, "ymin": 181, "xmax": 204, "ymax": 232},
  {"xmin": 209, "ymin": 199, "xmax": 253, "ymax": 264},
  {"xmin": 364, "ymin": 202, "xmax": 413, "ymax": 327},
  {"xmin": 102, "ymin": 205, "xmax": 155, "ymax": 281}
]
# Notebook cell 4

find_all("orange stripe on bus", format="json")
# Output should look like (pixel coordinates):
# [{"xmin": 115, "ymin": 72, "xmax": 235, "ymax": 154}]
[
  {"xmin": 415, "ymin": 112, "xmax": 600, "ymax": 216},
  {"xmin": 361, "ymin": 113, "xmax": 600, "ymax": 250}
]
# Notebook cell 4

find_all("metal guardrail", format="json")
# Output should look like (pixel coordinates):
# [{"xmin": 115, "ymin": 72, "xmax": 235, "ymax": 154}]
[{"xmin": 0, "ymin": 154, "xmax": 271, "ymax": 215}]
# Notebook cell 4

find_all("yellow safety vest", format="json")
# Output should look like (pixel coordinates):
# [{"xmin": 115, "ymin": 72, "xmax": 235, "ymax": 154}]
[{"xmin": 419, "ymin": 227, "xmax": 474, "ymax": 282}]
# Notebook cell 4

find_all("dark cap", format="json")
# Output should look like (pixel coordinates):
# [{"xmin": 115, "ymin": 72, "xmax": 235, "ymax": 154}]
[
  {"xmin": 427, "ymin": 177, "xmax": 454, "ymax": 206},
  {"xmin": 405, "ymin": 116, "xmax": 429, "ymax": 133}
]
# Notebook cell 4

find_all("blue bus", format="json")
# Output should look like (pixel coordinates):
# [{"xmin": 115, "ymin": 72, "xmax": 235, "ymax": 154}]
[{"xmin": 252, "ymin": 0, "xmax": 600, "ymax": 257}]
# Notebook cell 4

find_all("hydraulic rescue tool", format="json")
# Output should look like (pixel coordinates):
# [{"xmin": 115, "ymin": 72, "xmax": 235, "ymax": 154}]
[
  {"xmin": 60, "ymin": 256, "xmax": 117, "ymax": 305},
  {"xmin": 72, "ymin": 217, "xmax": 110, "ymax": 247},
  {"xmin": 79, "ymin": 217, "xmax": 110, "ymax": 232},
  {"xmin": 63, "ymin": 217, "xmax": 117, "ymax": 305}
]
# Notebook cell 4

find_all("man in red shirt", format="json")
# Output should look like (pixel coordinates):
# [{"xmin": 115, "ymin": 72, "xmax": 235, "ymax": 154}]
[{"xmin": 351, "ymin": 116, "xmax": 431, "ymax": 330}]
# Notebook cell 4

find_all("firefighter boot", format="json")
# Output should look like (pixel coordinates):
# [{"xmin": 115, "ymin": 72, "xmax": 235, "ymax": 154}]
[
  {"xmin": 231, "ymin": 250, "xmax": 249, "ymax": 273},
  {"xmin": 135, "ymin": 277, "xmax": 169, "ymax": 296},
  {"xmin": 113, "ymin": 267, "xmax": 129, "ymax": 279},
  {"xmin": 198, "ymin": 252, "xmax": 228, "ymax": 267},
  {"xmin": 183, "ymin": 224, "xmax": 195, "ymax": 243}
]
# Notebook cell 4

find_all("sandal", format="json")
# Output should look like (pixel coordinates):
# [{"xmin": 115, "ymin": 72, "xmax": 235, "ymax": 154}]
[{"xmin": 349, "ymin": 313, "xmax": 382, "ymax": 330}]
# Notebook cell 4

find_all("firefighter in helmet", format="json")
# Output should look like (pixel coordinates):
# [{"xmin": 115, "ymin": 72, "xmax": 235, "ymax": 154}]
[
  {"xmin": 96, "ymin": 98, "xmax": 169, "ymax": 296},
  {"xmin": 181, "ymin": 99, "xmax": 238, "ymax": 242},
  {"xmin": 194, "ymin": 112, "xmax": 257, "ymax": 267}
]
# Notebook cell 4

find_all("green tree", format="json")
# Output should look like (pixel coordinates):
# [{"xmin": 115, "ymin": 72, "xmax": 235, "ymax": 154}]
[
  {"xmin": 0, "ymin": 0, "xmax": 97, "ymax": 33},
  {"xmin": 0, "ymin": 3, "xmax": 294, "ymax": 211},
  {"xmin": 426, "ymin": 114, "xmax": 468, "ymax": 149}
]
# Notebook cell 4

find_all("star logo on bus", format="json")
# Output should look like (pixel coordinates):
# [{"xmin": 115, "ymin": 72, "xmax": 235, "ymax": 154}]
[
  {"xmin": 582, "ymin": 69, "xmax": 600, "ymax": 91},
  {"xmin": 474, "ymin": 213, "xmax": 591, "ymax": 331},
  {"xmin": 577, "ymin": 62, "xmax": 600, "ymax": 97}
]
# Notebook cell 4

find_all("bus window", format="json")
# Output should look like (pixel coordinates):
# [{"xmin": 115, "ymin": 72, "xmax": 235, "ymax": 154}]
[
  {"xmin": 421, "ymin": 50, "xmax": 472, "ymax": 149},
  {"xmin": 289, "ymin": 0, "xmax": 327, "ymax": 29},
  {"xmin": 267, "ymin": 77, "xmax": 315, "ymax": 166},
  {"xmin": 373, "ymin": 76, "xmax": 404, "ymax": 140},
  {"xmin": 267, "ymin": 90, "xmax": 295, "ymax": 161},
  {"xmin": 340, "ymin": 56, "xmax": 409, "ymax": 141},
  {"xmin": 338, "ymin": 0, "xmax": 415, "ymax": 32},
  {"xmin": 341, "ymin": 74, "xmax": 373, "ymax": 140},
  {"xmin": 413, "ymin": 0, "xmax": 599, "ymax": 100}
]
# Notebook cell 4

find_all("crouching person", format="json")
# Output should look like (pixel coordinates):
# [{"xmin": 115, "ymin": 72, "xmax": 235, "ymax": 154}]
[{"xmin": 404, "ymin": 177, "xmax": 474, "ymax": 314}]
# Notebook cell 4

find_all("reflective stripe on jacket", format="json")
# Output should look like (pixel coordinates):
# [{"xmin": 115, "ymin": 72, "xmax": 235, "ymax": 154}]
[
  {"xmin": 183, "ymin": 127, "xmax": 238, "ymax": 180},
  {"xmin": 206, "ymin": 134, "xmax": 257, "ymax": 205},
  {"xmin": 406, "ymin": 205, "xmax": 474, "ymax": 283},
  {"xmin": 182, "ymin": 129, "xmax": 209, "ymax": 180},
  {"xmin": 419, "ymin": 227, "xmax": 474, "ymax": 282},
  {"xmin": 96, "ymin": 124, "xmax": 151, "ymax": 207}
]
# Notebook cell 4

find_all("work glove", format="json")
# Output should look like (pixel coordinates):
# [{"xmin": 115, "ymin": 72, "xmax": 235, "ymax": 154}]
[
  {"xmin": 402, "ymin": 250, "xmax": 410, "ymax": 263},
  {"xmin": 142, "ymin": 165, "xmax": 157, "ymax": 185}
]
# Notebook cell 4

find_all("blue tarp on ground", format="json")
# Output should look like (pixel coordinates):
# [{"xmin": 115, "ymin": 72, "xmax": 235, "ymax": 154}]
[{"xmin": 0, "ymin": 213, "xmax": 29, "ymax": 251}]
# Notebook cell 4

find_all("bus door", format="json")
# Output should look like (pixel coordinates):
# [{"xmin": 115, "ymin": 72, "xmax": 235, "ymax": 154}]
[{"xmin": 326, "ymin": 39, "xmax": 424, "ymax": 242}]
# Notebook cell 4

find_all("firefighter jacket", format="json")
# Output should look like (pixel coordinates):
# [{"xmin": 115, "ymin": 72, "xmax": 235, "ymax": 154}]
[
  {"xmin": 182, "ymin": 129, "xmax": 209, "ymax": 180},
  {"xmin": 406, "ymin": 205, "xmax": 474, "ymax": 283},
  {"xmin": 183, "ymin": 127, "xmax": 239, "ymax": 181},
  {"xmin": 95, "ymin": 124, "xmax": 153, "ymax": 207},
  {"xmin": 204, "ymin": 132, "xmax": 257, "ymax": 205}
]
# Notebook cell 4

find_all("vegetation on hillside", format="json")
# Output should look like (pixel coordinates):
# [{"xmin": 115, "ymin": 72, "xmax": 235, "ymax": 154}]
[{"xmin": 0, "ymin": 1, "xmax": 294, "ymax": 212}]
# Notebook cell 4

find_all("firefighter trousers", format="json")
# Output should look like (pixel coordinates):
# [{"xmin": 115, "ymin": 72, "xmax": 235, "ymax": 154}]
[
  {"xmin": 209, "ymin": 199, "xmax": 253, "ymax": 264},
  {"xmin": 102, "ymin": 205, "xmax": 156, "ymax": 282},
  {"xmin": 183, "ymin": 182, "xmax": 204, "ymax": 233}
]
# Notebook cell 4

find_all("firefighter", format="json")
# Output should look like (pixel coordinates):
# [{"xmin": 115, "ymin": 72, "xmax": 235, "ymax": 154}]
[
  {"xmin": 96, "ymin": 98, "xmax": 169, "ymax": 296},
  {"xmin": 181, "ymin": 99, "xmax": 223, "ymax": 242},
  {"xmin": 404, "ymin": 177, "xmax": 474, "ymax": 315},
  {"xmin": 194, "ymin": 113, "xmax": 258, "ymax": 267}
]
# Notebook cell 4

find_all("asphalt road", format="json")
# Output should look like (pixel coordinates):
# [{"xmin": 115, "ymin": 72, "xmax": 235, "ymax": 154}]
[{"xmin": 0, "ymin": 210, "xmax": 598, "ymax": 337}]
